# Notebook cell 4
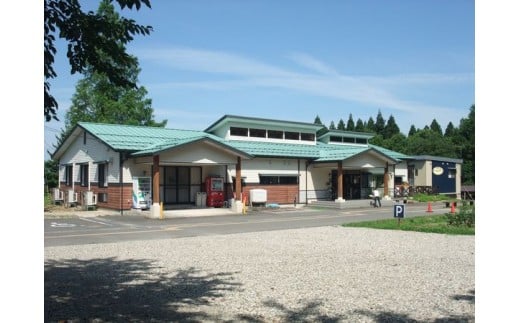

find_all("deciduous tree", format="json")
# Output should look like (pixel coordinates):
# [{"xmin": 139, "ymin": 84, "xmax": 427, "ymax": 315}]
[
  {"xmin": 56, "ymin": 1, "xmax": 165, "ymax": 146},
  {"xmin": 44, "ymin": 0, "xmax": 152, "ymax": 121}
]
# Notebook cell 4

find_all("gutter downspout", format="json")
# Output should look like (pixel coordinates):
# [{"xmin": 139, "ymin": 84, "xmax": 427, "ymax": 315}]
[
  {"xmin": 297, "ymin": 158, "xmax": 300, "ymax": 205},
  {"xmin": 119, "ymin": 152, "xmax": 125, "ymax": 215},
  {"xmin": 305, "ymin": 160, "xmax": 310, "ymax": 205}
]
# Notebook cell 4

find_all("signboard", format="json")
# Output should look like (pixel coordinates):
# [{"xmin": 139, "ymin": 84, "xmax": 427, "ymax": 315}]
[
  {"xmin": 433, "ymin": 166, "xmax": 444, "ymax": 176},
  {"xmin": 394, "ymin": 204, "xmax": 405, "ymax": 218}
]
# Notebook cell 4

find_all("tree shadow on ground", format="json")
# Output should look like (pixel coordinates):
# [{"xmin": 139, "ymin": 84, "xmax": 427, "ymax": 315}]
[
  {"xmin": 451, "ymin": 289, "xmax": 475, "ymax": 304},
  {"xmin": 234, "ymin": 296, "xmax": 475, "ymax": 323},
  {"xmin": 45, "ymin": 257, "xmax": 241, "ymax": 322},
  {"xmin": 236, "ymin": 299, "xmax": 346, "ymax": 322},
  {"xmin": 354, "ymin": 303, "xmax": 474, "ymax": 323},
  {"xmin": 347, "ymin": 289, "xmax": 476, "ymax": 322}
]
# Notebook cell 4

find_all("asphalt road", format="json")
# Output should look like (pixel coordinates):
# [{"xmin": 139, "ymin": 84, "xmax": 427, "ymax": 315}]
[{"xmin": 44, "ymin": 203, "xmax": 446, "ymax": 247}]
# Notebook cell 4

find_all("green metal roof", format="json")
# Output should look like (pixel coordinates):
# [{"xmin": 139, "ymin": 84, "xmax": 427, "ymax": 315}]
[
  {"xmin": 53, "ymin": 122, "xmax": 411, "ymax": 163},
  {"xmin": 76, "ymin": 122, "xmax": 252, "ymax": 158},
  {"xmin": 314, "ymin": 143, "xmax": 372, "ymax": 162},
  {"xmin": 225, "ymin": 140, "xmax": 322, "ymax": 159},
  {"xmin": 204, "ymin": 114, "xmax": 325, "ymax": 133},
  {"xmin": 368, "ymin": 144, "xmax": 409, "ymax": 161},
  {"xmin": 318, "ymin": 129, "xmax": 375, "ymax": 140},
  {"xmin": 78, "ymin": 122, "xmax": 210, "ymax": 151}
]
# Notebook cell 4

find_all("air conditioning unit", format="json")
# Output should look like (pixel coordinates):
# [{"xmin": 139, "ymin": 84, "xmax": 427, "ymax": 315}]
[
  {"xmin": 67, "ymin": 190, "xmax": 78, "ymax": 207},
  {"xmin": 52, "ymin": 188, "xmax": 64, "ymax": 204},
  {"xmin": 83, "ymin": 191, "xmax": 97, "ymax": 206}
]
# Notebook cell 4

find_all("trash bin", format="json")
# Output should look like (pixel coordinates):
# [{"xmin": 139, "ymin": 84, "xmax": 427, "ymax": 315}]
[{"xmin": 196, "ymin": 192, "xmax": 207, "ymax": 207}]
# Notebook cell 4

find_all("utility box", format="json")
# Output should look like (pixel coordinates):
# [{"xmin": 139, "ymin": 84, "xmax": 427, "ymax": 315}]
[
  {"xmin": 67, "ymin": 190, "xmax": 78, "ymax": 207},
  {"xmin": 250, "ymin": 189, "xmax": 267, "ymax": 205},
  {"xmin": 82, "ymin": 191, "xmax": 97, "ymax": 210},
  {"xmin": 52, "ymin": 188, "xmax": 64, "ymax": 205}
]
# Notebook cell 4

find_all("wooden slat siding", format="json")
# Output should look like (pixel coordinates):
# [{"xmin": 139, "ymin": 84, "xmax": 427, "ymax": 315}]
[
  {"xmin": 57, "ymin": 182, "xmax": 133, "ymax": 210},
  {"xmin": 243, "ymin": 185, "xmax": 299, "ymax": 204}
]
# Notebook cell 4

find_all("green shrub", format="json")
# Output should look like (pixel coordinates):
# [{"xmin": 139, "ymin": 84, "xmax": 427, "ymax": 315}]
[
  {"xmin": 43, "ymin": 192, "xmax": 52, "ymax": 207},
  {"xmin": 445, "ymin": 204, "xmax": 475, "ymax": 227}
]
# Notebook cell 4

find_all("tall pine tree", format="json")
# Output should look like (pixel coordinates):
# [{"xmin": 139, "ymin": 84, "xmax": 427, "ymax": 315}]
[
  {"xmin": 355, "ymin": 118, "xmax": 365, "ymax": 132},
  {"xmin": 346, "ymin": 113, "xmax": 355, "ymax": 131},
  {"xmin": 314, "ymin": 115, "xmax": 323, "ymax": 125},
  {"xmin": 383, "ymin": 115, "xmax": 400, "ymax": 139},
  {"xmin": 366, "ymin": 117, "xmax": 376, "ymax": 133},
  {"xmin": 408, "ymin": 125, "xmax": 417, "ymax": 137},
  {"xmin": 374, "ymin": 110, "xmax": 386, "ymax": 135},
  {"xmin": 430, "ymin": 119, "xmax": 443, "ymax": 136},
  {"xmin": 337, "ymin": 119, "xmax": 346, "ymax": 130}
]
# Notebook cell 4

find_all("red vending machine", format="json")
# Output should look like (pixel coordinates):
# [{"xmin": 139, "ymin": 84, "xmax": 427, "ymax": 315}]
[{"xmin": 205, "ymin": 177, "xmax": 224, "ymax": 207}]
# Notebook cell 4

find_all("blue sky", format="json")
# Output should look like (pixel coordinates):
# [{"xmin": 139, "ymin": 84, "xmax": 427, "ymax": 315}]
[{"xmin": 44, "ymin": 0, "xmax": 475, "ymax": 159}]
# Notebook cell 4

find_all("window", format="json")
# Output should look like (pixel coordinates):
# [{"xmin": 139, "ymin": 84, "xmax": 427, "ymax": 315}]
[
  {"xmin": 300, "ymin": 133, "xmax": 315, "ymax": 141},
  {"xmin": 259, "ymin": 175, "xmax": 298, "ymax": 185},
  {"xmin": 330, "ymin": 136, "xmax": 342, "ymax": 143},
  {"xmin": 343, "ymin": 137, "xmax": 355, "ymax": 143},
  {"xmin": 83, "ymin": 131, "xmax": 87, "ymax": 144},
  {"xmin": 448, "ymin": 168, "xmax": 456, "ymax": 178},
  {"xmin": 230, "ymin": 127, "xmax": 248, "ymax": 136},
  {"xmin": 268, "ymin": 130, "xmax": 283, "ymax": 139},
  {"xmin": 279, "ymin": 176, "xmax": 298, "ymax": 184},
  {"xmin": 65, "ymin": 165, "xmax": 73, "ymax": 186},
  {"xmin": 356, "ymin": 138, "xmax": 368, "ymax": 144},
  {"xmin": 80, "ymin": 164, "xmax": 89, "ymax": 187},
  {"xmin": 285, "ymin": 131, "xmax": 299, "ymax": 140},
  {"xmin": 249, "ymin": 128, "xmax": 266, "ymax": 138},
  {"xmin": 98, "ymin": 163, "xmax": 108, "ymax": 187}
]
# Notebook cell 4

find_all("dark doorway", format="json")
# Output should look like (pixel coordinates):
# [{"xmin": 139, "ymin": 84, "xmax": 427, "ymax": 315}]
[
  {"xmin": 162, "ymin": 166, "xmax": 199, "ymax": 204},
  {"xmin": 345, "ymin": 174, "xmax": 361, "ymax": 199},
  {"xmin": 331, "ymin": 171, "xmax": 362, "ymax": 200}
]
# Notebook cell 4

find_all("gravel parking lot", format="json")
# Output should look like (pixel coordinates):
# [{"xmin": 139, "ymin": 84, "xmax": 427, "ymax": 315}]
[{"xmin": 44, "ymin": 226, "xmax": 475, "ymax": 322}]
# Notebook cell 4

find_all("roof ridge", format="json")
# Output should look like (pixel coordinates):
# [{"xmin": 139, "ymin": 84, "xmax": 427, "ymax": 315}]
[{"xmin": 78, "ymin": 122, "xmax": 205, "ymax": 133}]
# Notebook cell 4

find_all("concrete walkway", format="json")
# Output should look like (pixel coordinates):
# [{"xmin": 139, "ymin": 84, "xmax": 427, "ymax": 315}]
[{"xmin": 44, "ymin": 200, "xmax": 456, "ymax": 219}]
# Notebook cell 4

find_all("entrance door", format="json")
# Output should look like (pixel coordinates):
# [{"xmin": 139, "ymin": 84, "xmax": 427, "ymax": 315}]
[
  {"xmin": 162, "ymin": 166, "xmax": 192, "ymax": 204},
  {"xmin": 331, "ymin": 171, "xmax": 361, "ymax": 200},
  {"xmin": 345, "ymin": 174, "xmax": 361, "ymax": 199}
]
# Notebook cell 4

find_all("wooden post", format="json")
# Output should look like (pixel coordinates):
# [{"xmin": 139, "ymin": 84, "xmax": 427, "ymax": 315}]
[
  {"xmin": 153, "ymin": 155, "xmax": 160, "ymax": 205},
  {"xmin": 236, "ymin": 156, "xmax": 242, "ymax": 201},
  {"xmin": 337, "ymin": 161, "xmax": 343, "ymax": 200},
  {"xmin": 384, "ymin": 163, "xmax": 389, "ymax": 197}
]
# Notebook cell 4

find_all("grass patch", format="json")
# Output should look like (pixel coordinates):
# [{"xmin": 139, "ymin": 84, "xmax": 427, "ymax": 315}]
[
  {"xmin": 343, "ymin": 214, "xmax": 474, "ymax": 235},
  {"xmin": 412, "ymin": 193, "xmax": 454, "ymax": 202},
  {"xmin": 44, "ymin": 191, "xmax": 53, "ymax": 207}
]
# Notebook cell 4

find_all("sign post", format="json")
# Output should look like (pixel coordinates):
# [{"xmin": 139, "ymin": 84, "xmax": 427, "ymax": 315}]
[{"xmin": 393, "ymin": 204, "xmax": 405, "ymax": 227}]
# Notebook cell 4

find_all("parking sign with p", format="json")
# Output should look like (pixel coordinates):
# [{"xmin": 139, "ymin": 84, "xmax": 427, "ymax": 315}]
[{"xmin": 394, "ymin": 204, "xmax": 405, "ymax": 218}]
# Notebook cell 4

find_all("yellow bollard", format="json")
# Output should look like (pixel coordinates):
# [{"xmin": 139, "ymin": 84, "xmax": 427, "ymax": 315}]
[
  {"xmin": 160, "ymin": 202, "xmax": 164, "ymax": 220},
  {"xmin": 242, "ymin": 196, "xmax": 248, "ymax": 215}
]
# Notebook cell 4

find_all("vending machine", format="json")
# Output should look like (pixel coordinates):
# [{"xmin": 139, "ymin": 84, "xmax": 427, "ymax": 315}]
[
  {"xmin": 132, "ymin": 177, "xmax": 151, "ymax": 210},
  {"xmin": 205, "ymin": 176, "xmax": 224, "ymax": 207}
]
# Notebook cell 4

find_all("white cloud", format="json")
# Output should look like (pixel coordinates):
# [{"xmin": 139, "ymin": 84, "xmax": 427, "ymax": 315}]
[
  {"xmin": 138, "ymin": 46, "xmax": 473, "ymax": 118},
  {"xmin": 139, "ymin": 47, "xmax": 293, "ymax": 78},
  {"xmin": 287, "ymin": 52, "xmax": 340, "ymax": 76}
]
